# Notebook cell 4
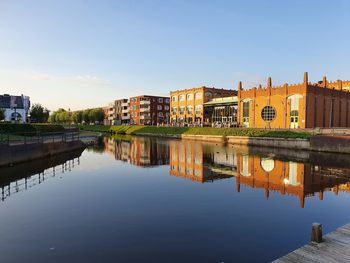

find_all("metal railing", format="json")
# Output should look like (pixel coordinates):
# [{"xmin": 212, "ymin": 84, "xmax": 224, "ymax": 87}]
[{"xmin": 0, "ymin": 131, "xmax": 81, "ymax": 146}]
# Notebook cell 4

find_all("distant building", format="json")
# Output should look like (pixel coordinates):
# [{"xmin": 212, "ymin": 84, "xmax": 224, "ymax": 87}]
[
  {"xmin": 129, "ymin": 95, "xmax": 170, "ymax": 125},
  {"xmin": 105, "ymin": 99, "xmax": 130, "ymax": 125},
  {"xmin": 170, "ymin": 86, "xmax": 235, "ymax": 125},
  {"xmin": 0, "ymin": 94, "xmax": 30, "ymax": 123}
]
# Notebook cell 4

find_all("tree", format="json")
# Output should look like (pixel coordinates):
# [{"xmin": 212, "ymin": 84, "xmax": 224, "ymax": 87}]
[
  {"xmin": 0, "ymin": 108, "xmax": 5, "ymax": 121},
  {"xmin": 83, "ymin": 109, "xmax": 91, "ymax": 123},
  {"xmin": 72, "ymin": 111, "xmax": 83, "ymax": 124},
  {"xmin": 30, "ymin": 103, "xmax": 50, "ymax": 123}
]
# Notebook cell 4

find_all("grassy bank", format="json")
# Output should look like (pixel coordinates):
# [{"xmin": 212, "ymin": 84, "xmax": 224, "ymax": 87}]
[{"xmin": 78, "ymin": 125, "xmax": 312, "ymax": 139}]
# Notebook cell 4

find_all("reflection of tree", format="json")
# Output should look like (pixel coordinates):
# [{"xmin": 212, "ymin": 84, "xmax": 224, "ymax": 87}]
[{"xmin": 86, "ymin": 137, "xmax": 105, "ymax": 153}]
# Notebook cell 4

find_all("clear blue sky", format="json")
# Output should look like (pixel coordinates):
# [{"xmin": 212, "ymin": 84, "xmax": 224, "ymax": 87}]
[{"xmin": 0, "ymin": 0, "xmax": 349, "ymax": 111}]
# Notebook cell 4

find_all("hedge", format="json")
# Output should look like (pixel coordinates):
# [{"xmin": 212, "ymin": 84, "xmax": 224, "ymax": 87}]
[
  {"xmin": 77, "ymin": 125, "xmax": 312, "ymax": 139},
  {"xmin": 0, "ymin": 123, "xmax": 65, "ymax": 135}
]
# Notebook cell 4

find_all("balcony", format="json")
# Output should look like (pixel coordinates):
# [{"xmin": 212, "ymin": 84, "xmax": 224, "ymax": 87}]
[
  {"xmin": 122, "ymin": 114, "xmax": 130, "ymax": 120},
  {"xmin": 121, "ymin": 102, "xmax": 129, "ymax": 107},
  {"xmin": 140, "ymin": 115, "xmax": 151, "ymax": 120},
  {"xmin": 122, "ymin": 109, "xmax": 129, "ymax": 113},
  {"xmin": 140, "ymin": 107, "xmax": 150, "ymax": 112},
  {"xmin": 140, "ymin": 100, "xmax": 151, "ymax": 105}
]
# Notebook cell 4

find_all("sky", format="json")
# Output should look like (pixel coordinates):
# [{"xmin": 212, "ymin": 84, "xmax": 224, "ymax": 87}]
[{"xmin": 0, "ymin": 0, "xmax": 349, "ymax": 111}]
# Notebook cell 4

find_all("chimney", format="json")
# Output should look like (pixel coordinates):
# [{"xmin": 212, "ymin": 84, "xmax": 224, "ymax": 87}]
[
  {"xmin": 304, "ymin": 72, "xmax": 308, "ymax": 83},
  {"xmin": 267, "ymin": 77, "xmax": 272, "ymax": 88}
]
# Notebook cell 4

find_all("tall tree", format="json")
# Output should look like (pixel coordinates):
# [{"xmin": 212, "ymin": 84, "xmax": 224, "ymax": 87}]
[
  {"xmin": 0, "ymin": 108, "xmax": 5, "ymax": 121},
  {"xmin": 30, "ymin": 103, "xmax": 50, "ymax": 123}
]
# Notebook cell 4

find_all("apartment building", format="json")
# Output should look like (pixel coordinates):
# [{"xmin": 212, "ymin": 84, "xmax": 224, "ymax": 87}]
[
  {"xmin": 170, "ymin": 86, "xmax": 234, "ymax": 125},
  {"xmin": 104, "ymin": 99, "xmax": 130, "ymax": 125},
  {"xmin": 129, "ymin": 95, "xmax": 170, "ymax": 125}
]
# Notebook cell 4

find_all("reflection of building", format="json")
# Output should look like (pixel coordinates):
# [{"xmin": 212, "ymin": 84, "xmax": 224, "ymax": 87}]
[
  {"xmin": 170, "ymin": 87, "xmax": 235, "ymax": 125},
  {"xmin": 0, "ymin": 94, "xmax": 30, "ymax": 123},
  {"xmin": 130, "ymin": 95, "xmax": 170, "ymax": 125},
  {"xmin": 104, "ymin": 137, "xmax": 169, "ymax": 167},
  {"xmin": 236, "ymin": 154, "xmax": 350, "ymax": 208},
  {"xmin": 169, "ymin": 141, "xmax": 237, "ymax": 182}
]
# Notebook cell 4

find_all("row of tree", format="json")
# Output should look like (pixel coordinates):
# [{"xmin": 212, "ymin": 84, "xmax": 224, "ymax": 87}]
[{"xmin": 48, "ymin": 108, "xmax": 105, "ymax": 124}]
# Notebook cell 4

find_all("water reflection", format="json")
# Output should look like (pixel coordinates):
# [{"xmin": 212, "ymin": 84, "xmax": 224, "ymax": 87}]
[
  {"xmin": 104, "ymin": 136, "xmax": 169, "ymax": 167},
  {"xmin": 105, "ymin": 136, "xmax": 350, "ymax": 208},
  {"xmin": 0, "ymin": 149, "xmax": 83, "ymax": 202}
]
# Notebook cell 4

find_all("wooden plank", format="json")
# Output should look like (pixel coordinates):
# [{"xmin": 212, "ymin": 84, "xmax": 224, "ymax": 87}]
[{"xmin": 273, "ymin": 224, "xmax": 350, "ymax": 263}]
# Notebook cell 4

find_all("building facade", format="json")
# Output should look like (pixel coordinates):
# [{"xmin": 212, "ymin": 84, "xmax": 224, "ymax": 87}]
[
  {"xmin": 237, "ymin": 73, "xmax": 350, "ymax": 129},
  {"xmin": 129, "ymin": 95, "xmax": 170, "ymax": 125},
  {"xmin": 104, "ymin": 98, "xmax": 130, "ymax": 125},
  {"xmin": 170, "ymin": 86, "xmax": 234, "ymax": 125},
  {"xmin": 0, "ymin": 94, "xmax": 30, "ymax": 123},
  {"xmin": 204, "ymin": 96, "xmax": 238, "ymax": 126}
]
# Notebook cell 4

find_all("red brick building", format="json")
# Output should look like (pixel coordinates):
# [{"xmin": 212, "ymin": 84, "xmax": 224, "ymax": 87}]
[{"xmin": 129, "ymin": 95, "xmax": 170, "ymax": 125}]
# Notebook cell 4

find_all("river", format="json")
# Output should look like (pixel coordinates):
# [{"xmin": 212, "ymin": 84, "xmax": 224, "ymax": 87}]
[{"xmin": 0, "ymin": 135, "xmax": 350, "ymax": 262}]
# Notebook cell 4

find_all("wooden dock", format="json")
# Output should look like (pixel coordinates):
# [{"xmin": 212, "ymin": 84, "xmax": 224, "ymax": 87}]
[{"xmin": 273, "ymin": 223, "xmax": 350, "ymax": 263}]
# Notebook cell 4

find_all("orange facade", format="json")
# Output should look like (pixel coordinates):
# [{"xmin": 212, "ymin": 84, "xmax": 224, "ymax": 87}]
[
  {"xmin": 238, "ymin": 73, "xmax": 350, "ymax": 128},
  {"xmin": 170, "ymin": 86, "xmax": 234, "ymax": 124}
]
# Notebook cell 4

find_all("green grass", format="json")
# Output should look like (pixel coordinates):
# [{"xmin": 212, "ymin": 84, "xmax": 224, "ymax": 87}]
[{"xmin": 76, "ymin": 125, "xmax": 312, "ymax": 139}]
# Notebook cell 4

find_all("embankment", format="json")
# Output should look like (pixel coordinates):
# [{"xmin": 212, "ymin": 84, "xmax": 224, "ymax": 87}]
[
  {"xmin": 0, "ymin": 140, "xmax": 86, "ymax": 167},
  {"xmin": 78, "ymin": 125, "xmax": 350, "ymax": 154}
]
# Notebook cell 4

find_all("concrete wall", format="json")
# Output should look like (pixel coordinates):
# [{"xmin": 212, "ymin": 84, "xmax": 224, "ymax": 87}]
[
  {"xmin": 310, "ymin": 136, "xmax": 350, "ymax": 154},
  {"xmin": 0, "ymin": 140, "xmax": 86, "ymax": 167},
  {"xmin": 227, "ymin": 136, "xmax": 310, "ymax": 150}
]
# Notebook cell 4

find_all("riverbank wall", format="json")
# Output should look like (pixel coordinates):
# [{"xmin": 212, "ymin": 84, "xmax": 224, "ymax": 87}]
[
  {"xmin": 0, "ymin": 140, "xmax": 86, "ymax": 167},
  {"xmin": 132, "ymin": 132, "xmax": 350, "ymax": 154}
]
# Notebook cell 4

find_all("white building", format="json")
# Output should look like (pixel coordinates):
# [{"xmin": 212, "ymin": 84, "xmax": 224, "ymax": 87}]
[{"xmin": 0, "ymin": 94, "xmax": 30, "ymax": 123}]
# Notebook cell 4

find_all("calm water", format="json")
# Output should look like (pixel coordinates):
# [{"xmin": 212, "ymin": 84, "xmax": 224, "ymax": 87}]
[{"xmin": 1, "ymin": 136, "xmax": 350, "ymax": 262}]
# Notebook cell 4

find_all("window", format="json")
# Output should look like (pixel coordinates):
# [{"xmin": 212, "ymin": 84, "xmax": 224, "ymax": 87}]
[
  {"xmin": 172, "ymin": 107, "xmax": 177, "ymax": 113},
  {"xmin": 165, "ymin": 98, "xmax": 170, "ymax": 103},
  {"xmin": 187, "ymin": 106, "xmax": 193, "ymax": 114},
  {"xmin": 195, "ymin": 105, "xmax": 202, "ymax": 114},
  {"xmin": 164, "ymin": 105, "xmax": 169, "ymax": 111},
  {"xmin": 205, "ymin": 92, "xmax": 213, "ymax": 98},
  {"xmin": 158, "ymin": 98, "xmax": 163, "ymax": 103},
  {"xmin": 187, "ymin": 94, "xmax": 193, "ymax": 100},
  {"xmin": 157, "ymin": 105, "xmax": 163, "ymax": 110},
  {"xmin": 261, "ymin": 106, "xmax": 276, "ymax": 122},
  {"xmin": 172, "ymin": 96, "xmax": 177, "ymax": 102},
  {"xmin": 179, "ymin": 95, "xmax": 185, "ymax": 101},
  {"xmin": 179, "ymin": 106, "xmax": 185, "ymax": 114},
  {"xmin": 261, "ymin": 158, "xmax": 275, "ymax": 172},
  {"xmin": 195, "ymin": 92, "xmax": 202, "ymax": 99},
  {"xmin": 158, "ymin": 112, "xmax": 164, "ymax": 117}
]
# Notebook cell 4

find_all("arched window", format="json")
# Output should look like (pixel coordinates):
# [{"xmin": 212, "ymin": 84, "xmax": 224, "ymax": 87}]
[
  {"xmin": 179, "ymin": 95, "xmax": 185, "ymax": 102},
  {"xmin": 187, "ymin": 106, "xmax": 193, "ymax": 114},
  {"xmin": 204, "ymin": 92, "xmax": 213, "ymax": 98},
  {"xmin": 261, "ymin": 106, "xmax": 276, "ymax": 122},
  {"xmin": 11, "ymin": 112, "xmax": 22, "ymax": 121},
  {"xmin": 261, "ymin": 158, "xmax": 275, "ymax": 172},
  {"xmin": 195, "ymin": 92, "xmax": 202, "ymax": 99},
  {"xmin": 186, "ymin": 94, "xmax": 193, "ymax": 100}
]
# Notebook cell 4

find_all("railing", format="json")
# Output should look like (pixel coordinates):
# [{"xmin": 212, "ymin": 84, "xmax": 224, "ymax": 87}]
[{"xmin": 0, "ymin": 130, "xmax": 81, "ymax": 146}]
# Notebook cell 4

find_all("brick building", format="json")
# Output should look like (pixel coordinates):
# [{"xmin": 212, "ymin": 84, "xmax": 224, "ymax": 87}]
[
  {"xmin": 129, "ymin": 95, "xmax": 170, "ymax": 125},
  {"xmin": 238, "ymin": 73, "xmax": 350, "ymax": 129},
  {"xmin": 170, "ymin": 86, "xmax": 234, "ymax": 125}
]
